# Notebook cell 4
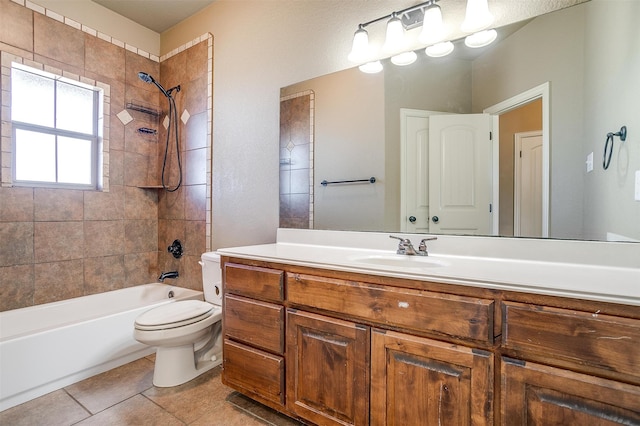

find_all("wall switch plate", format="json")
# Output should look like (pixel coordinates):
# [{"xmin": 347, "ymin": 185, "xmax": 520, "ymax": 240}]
[
  {"xmin": 635, "ymin": 171, "xmax": 640, "ymax": 201},
  {"xmin": 586, "ymin": 152, "xmax": 593, "ymax": 172}
]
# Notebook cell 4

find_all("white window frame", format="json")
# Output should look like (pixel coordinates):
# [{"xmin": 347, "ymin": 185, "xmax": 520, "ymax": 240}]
[{"xmin": 0, "ymin": 52, "xmax": 110, "ymax": 192}]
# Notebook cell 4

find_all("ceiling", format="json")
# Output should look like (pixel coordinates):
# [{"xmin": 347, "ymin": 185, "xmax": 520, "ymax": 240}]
[
  {"xmin": 91, "ymin": 0, "xmax": 215, "ymax": 33},
  {"xmin": 90, "ymin": 0, "xmax": 587, "ymax": 36}
]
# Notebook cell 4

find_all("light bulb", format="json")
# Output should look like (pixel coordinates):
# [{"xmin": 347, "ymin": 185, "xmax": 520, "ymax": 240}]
[
  {"xmin": 359, "ymin": 61, "xmax": 383, "ymax": 74},
  {"xmin": 461, "ymin": 0, "xmax": 494, "ymax": 33},
  {"xmin": 425, "ymin": 41, "xmax": 454, "ymax": 58},
  {"xmin": 384, "ymin": 15, "xmax": 405, "ymax": 53},
  {"xmin": 419, "ymin": 4, "xmax": 445, "ymax": 45},
  {"xmin": 465, "ymin": 29, "xmax": 497, "ymax": 48},
  {"xmin": 348, "ymin": 27, "xmax": 369, "ymax": 62},
  {"xmin": 390, "ymin": 51, "xmax": 417, "ymax": 66}
]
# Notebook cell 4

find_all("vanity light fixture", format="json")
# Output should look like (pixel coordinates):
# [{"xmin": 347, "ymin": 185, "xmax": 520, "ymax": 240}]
[
  {"xmin": 348, "ymin": 0, "xmax": 444, "ymax": 71},
  {"xmin": 349, "ymin": 0, "xmax": 499, "ymax": 73}
]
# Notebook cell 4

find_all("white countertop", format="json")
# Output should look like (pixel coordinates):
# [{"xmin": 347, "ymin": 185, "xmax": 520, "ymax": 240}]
[{"xmin": 216, "ymin": 229, "xmax": 640, "ymax": 307}]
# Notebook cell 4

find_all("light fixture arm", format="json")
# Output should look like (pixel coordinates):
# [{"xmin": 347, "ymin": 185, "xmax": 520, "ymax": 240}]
[{"xmin": 356, "ymin": 0, "xmax": 439, "ymax": 31}]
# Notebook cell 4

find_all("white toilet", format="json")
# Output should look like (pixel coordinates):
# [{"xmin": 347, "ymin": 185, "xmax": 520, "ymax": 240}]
[{"xmin": 134, "ymin": 252, "xmax": 223, "ymax": 387}]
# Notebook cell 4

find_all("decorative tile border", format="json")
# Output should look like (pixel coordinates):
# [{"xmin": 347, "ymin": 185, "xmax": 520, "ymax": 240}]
[
  {"xmin": 11, "ymin": 0, "xmax": 210, "ymax": 63},
  {"xmin": 205, "ymin": 34, "xmax": 213, "ymax": 251}
]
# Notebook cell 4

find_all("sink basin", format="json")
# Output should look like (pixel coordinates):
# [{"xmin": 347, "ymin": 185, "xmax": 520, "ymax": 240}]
[{"xmin": 349, "ymin": 254, "xmax": 447, "ymax": 270}]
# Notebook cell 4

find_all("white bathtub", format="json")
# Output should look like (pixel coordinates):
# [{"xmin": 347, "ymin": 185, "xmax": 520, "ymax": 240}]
[{"xmin": 0, "ymin": 283, "xmax": 203, "ymax": 411}]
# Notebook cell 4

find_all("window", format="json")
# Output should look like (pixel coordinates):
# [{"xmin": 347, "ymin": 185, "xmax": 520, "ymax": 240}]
[{"xmin": 10, "ymin": 63, "xmax": 102, "ymax": 189}]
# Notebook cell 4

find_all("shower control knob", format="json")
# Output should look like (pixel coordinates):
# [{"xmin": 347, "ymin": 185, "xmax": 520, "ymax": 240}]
[
  {"xmin": 409, "ymin": 216, "xmax": 417, "ymax": 223},
  {"xmin": 431, "ymin": 216, "xmax": 439, "ymax": 223},
  {"xmin": 167, "ymin": 239, "xmax": 183, "ymax": 259}
]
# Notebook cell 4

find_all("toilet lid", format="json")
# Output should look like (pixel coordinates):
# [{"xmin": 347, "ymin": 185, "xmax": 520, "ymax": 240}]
[{"xmin": 135, "ymin": 300, "xmax": 213, "ymax": 329}]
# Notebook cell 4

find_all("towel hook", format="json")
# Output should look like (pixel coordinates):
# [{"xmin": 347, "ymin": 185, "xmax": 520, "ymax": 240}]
[{"xmin": 603, "ymin": 125, "xmax": 627, "ymax": 170}]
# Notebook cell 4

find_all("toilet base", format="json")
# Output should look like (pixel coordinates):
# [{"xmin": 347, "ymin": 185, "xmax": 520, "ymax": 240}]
[{"xmin": 152, "ymin": 343, "xmax": 222, "ymax": 387}]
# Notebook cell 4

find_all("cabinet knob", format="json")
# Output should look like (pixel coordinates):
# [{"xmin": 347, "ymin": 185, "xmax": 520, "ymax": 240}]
[
  {"xmin": 409, "ymin": 216, "xmax": 417, "ymax": 223},
  {"xmin": 432, "ymin": 216, "xmax": 439, "ymax": 223}
]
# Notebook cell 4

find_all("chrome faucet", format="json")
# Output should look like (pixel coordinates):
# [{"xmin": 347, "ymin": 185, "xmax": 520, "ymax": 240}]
[
  {"xmin": 390, "ymin": 235, "xmax": 437, "ymax": 256},
  {"xmin": 158, "ymin": 271, "xmax": 179, "ymax": 282},
  {"xmin": 417, "ymin": 237, "xmax": 438, "ymax": 256}
]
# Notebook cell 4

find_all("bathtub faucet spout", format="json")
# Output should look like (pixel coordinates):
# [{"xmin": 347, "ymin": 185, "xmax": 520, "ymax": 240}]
[{"xmin": 158, "ymin": 271, "xmax": 179, "ymax": 282}]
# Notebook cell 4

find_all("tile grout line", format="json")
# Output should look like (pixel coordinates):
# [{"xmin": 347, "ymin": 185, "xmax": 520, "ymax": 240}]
[
  {"xmin": 62, "ymin": 388, "xmax": 93, "ymax": 424},
  {"xmin": 139, "ymin": 393, "xmax": 187, "ymax": 425}
]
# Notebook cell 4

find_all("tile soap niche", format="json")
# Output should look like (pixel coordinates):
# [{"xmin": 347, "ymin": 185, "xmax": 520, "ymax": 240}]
[
  {"xmin": 137, "ymin": 127, "xmax": 157, "ymax": 136},
  {"xmin": 126, "ymin": 101, "xmax": 161, "ymax": 117}
]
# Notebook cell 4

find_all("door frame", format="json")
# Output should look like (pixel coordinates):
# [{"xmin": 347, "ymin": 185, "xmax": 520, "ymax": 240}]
[{"xmin": 484, "ymin": 82, "xmax": 550, "ymax": 238}]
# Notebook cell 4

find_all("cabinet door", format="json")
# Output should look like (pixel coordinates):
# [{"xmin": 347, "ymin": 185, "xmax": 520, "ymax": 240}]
[
  {"xmin": 286, "ymin": 309, "xmax": 369, "ymax": 426},
  {"xmin": 501, "ymin": 357, "xmax": 640, "ymax": 425},
  {"xmin": 371, "ymin": 329, "xmax": 493, "ymax": 426}
]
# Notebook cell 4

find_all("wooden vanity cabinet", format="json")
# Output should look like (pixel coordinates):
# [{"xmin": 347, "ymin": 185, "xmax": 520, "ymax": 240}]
[{"xmin": 221, "ymin": 257, "xmax": 640, "ymax": 425}]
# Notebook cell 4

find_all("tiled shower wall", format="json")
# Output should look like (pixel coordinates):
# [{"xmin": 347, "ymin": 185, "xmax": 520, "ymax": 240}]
[
  {"xmin": 279, "ymin": 91, "xmax": 314, "ymax": 229},
  {"xmin": 0, "ymin": 0, "xmax": 211, "ymax": 311}
]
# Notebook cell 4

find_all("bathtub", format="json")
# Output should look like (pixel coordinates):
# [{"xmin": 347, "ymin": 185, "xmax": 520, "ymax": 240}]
[{"xmin": 0, "ymin": 283, "xmax": 203, "ymax": 411}]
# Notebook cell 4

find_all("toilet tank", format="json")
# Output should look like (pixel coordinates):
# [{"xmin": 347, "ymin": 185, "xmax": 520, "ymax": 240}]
[{"xmin": 200, "ymin": 252, "xmax": 222, "ymax": 306}]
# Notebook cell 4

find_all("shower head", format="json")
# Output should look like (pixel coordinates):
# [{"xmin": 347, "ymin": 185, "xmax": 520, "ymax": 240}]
[
  {"xmin": 138, "ymin": 71, "xmax": 155, "ymax": 84},
  {"xmin": 138, "ymin": 71, "xmax": 169, "ymax": 97}
]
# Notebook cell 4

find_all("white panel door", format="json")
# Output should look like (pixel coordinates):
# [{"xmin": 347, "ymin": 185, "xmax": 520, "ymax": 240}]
[
  {"xmin": 514, "ymin": 131, "xmax": 543, "ymax": 237},
  {"xmin": 401, "ymin": 109, "xmax": 431, "ymax": 232},
  {"xmin": 428, "ymin": 114, "xmax": 493, "ymax": 235}
]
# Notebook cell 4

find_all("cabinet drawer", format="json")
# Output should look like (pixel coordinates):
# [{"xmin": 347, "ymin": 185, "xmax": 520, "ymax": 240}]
[
  {"xmin": 503, "ymin": 302, "xmax": 640, "ymax": 380},
  {"xmin": 287, "ymin": 273, "xmax": 494, "ymax": 343},
  {"xmin": 224, "ymin": 294, "xmax": 284, "ymax": 354},
  {"xmin": 501, "ymin": 358, "xmax": 640, "ymax": 425},
  {"xmin": 224, "ymin": 263, "xmax": 284, "ymax": 302},
  {"xmin": 222, "ymin": 339, "xmax": 285, "ymax": 406}
]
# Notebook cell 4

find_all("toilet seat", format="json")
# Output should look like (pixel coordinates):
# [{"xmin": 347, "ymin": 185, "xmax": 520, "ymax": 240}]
[{"xmin": 135, "ymin": 300, "xmax": 213, "ymax": 331}]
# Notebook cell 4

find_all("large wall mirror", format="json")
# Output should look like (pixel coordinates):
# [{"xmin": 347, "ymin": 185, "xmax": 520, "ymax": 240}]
[{"xmin": 280, "ymin": 0, "xmax": 639, "ymax": 243}]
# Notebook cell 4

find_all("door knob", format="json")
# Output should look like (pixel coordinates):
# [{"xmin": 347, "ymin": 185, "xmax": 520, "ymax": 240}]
[
  {"xmin": 409, "ymin": 216, "xmax": 416, "ymax": 223},
  {"xmin": 431, "ymin": 216, "xmax": 439, "ymax": 223}
]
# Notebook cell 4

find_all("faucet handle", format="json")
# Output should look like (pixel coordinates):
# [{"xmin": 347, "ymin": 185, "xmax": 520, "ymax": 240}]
[
  {"xmin": 418, "ymin": 237, "xmax": 437, "ymax": 256},
  {"xmin": 389, "ymin": 235, "xmax": 410, "ymax": 243},
  {"xmin": 389, "ymin": 235, "xmax": 414, "ymax": 255}
]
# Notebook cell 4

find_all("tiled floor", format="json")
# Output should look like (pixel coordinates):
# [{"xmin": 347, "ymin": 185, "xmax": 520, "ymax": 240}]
[{"xmin": 0, "ymin": 356, "xmax": 304, "ymax": 425}]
